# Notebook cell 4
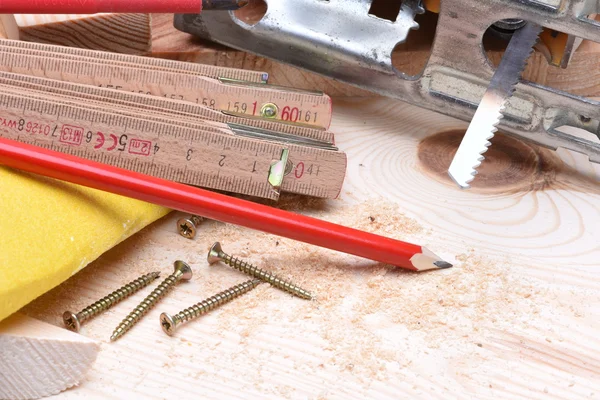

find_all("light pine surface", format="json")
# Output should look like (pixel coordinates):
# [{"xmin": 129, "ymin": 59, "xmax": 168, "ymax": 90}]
[
  {"xmin": 19, "ymin": 98, "xmax": 600, "ymax": 399},
  {"xmin": 2, "ymin": 14, "xmax": 151, "ymax": 54},
  {"xmin": 0, "ymin": 314, "xmax": 99, "ymax": 400}
]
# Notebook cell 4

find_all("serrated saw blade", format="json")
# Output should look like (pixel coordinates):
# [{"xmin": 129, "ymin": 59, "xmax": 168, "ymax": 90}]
[{"xmin": 448, "ymin": 22, "xmax": 543, "ymax": 189}]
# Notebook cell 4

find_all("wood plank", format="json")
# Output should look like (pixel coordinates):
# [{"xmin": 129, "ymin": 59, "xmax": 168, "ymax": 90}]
[
  {"xmin": 19, "ymin": 98, "xmax": 600, "ymax": 399},
  {"xmin": 0, "ymin": 16, "xmax": 13, "ymax": 40},
  {"xmin": 0, "ymin": 313, "xmax": 100, "ymax": 400},
  {"xmin": 2, "ymin": 10, "xmax": 599, "ymax": 398},
  {"xmin": 3, "ymin": 14, "xmax": 151, "ymax": 54}
]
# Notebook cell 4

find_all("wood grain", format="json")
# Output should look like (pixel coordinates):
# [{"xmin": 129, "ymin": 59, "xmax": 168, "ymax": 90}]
[
  {"xmin": 0, "ymin": 313, "xmax": 99, "ymax": 400},
  {"xmin": 19, "ymin": 98, "xmax": 600, "ymax": 399},
  {"xmin": 3, "ymin": 9, "xmax": 600, "ymax": 399},
  {"xmin": 0, "ymin": 16, "xmax": 13, "ymax": 40},
  {"xmin": 6, "ymin": 14, "xmax": 151, "ymax": 54},
  {"xmin": 418, "ymin": 130, "xmax": 564, "ymax": 193}
]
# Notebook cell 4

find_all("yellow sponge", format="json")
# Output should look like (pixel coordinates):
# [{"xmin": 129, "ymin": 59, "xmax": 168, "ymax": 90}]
[{"xmin": 0, "ymin": 167, "xmax": 170, "ymax": 322}]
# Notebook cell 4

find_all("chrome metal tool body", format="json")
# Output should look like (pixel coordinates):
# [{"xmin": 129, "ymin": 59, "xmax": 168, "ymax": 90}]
[{"xmin": 175, "ymin": 0, "xmax": 600, "ymax": 186}]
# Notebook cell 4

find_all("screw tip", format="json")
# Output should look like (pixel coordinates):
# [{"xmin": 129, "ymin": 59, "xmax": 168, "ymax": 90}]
[
  {"xmin": 110, "ymin": 327, "xmax": 125, "ymax": 342},
  {"xmin": 250, "ymin": 279, "xmax": 262, "ymax": 287},
  {"xmin": 301, "ymin": 292, "xmax": 314, "ymax": 301},
  {"xmin": 150, "ymin": 271, "xmax": 161, "ymax": 279},
  {"xmin": 62, "ymin": 311, "xmax": 81, "ymax": 332},
  {"xmin": 207, "ymin": 242, "xmax": 224, "ymax": 264}
]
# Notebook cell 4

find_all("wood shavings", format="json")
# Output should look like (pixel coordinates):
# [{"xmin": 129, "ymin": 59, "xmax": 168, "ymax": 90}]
[{"xmin": 19, "ymin": 196, "xmax": 595, "ymax": 398}]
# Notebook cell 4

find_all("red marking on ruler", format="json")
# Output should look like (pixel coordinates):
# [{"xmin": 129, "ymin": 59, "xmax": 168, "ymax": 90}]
[
  {"xmin": 94, "ymin": 132, "xmax": 105, "ymax": 149},
  {"xmin": 129, "ymin": 139, "xmax": 152, "ymax": 156},
  {"xmin": 59, "ymin": 124, "xmax": 84, "ymax": 146},
  {"xmin": 0, "ymin": 117, "xmax": 18, "ymax": 129},
  {"xmin": 294, "ymin": 162, "xmax": 304, "ymax": 179},
  {"xmin": 107, "ymin": 134, "xmax": 118, "ymax": 151}
]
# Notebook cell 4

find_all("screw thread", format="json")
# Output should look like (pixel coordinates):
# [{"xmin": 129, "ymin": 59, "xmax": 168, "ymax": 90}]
[
  {"xmin": 220, "ymin": 253, "xmax": 312, "ymax": 300},
  {"xmin": 174, "ymin": 279, "xmax": 261, "ymax": 327},
  {"xmin": 111, "ymin": 271, "xmax": 184, "ymax": 341},
  {"xmin": 78, "ymin": 272, "xmax": 160, "ymax": 323},
  {"xmin": 190, "ymin": 215, "xmax": 204, "ymax": 226}
]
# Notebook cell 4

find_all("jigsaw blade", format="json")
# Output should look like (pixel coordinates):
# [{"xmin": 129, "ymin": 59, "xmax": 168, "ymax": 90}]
[{"xmin": 448, "ymin": 22, "xmax": 543, "ymax": 189}]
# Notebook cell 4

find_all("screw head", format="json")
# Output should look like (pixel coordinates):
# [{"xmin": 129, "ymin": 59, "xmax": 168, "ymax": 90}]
[
  {"xmin": 207, "ymin": 242, "xmax": 224, "ymax": 264},
  {"xmin": 159, "ymin": 312, "xmax": 177, "ymax": 336},
  {"xmin": 260, "ymin": 103, "xmax": 278, "ymax": 118},
  {"xmin": 63, "ymin": 311, "xmax": 81, "ymax": 332},
  {"xmin": 173, "ymin": 260, "xmax": 193, "ymax": 281},
  {"xmin": 177, "ymin": 218, "xmax": 197, "ymax": 239}
]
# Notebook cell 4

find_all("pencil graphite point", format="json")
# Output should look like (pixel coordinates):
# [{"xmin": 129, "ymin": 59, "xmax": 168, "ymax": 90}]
[{"xmin": 434, "ymin": 261, "xmax": 453, "ymax": 269}]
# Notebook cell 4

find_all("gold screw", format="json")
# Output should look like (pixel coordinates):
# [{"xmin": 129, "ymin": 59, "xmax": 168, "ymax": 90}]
[
  {"xmin": 110, "ymin": 261, "xmax": 193, "ymax": 341},
  {"xmin": 63, "ymin": 271, "xmax": 160, "ymax": 332},
  {"xmin": 207, "ymin": 242, "xmax": 313, "ymax": 300},
  {"xmin": 260, "ymin": 103, "xmax": 279, "ymax": 118},
  {"xmin": 177, "ymin": 215, "xmax": 204, "ymax": 239},
  {"xmin": 160, "ymin": 279, "xmax": 262, "ymax": 336}
]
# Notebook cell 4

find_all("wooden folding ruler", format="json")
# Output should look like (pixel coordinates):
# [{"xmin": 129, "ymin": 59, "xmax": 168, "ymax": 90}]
[
  {"xmin": 0, "ymin": 70, "xmax": 334, "ymax": 144},
  {"xmin": 0, "ymin": 43, "xmax": 346, "ymax": 200},
  {"xmin": 0, "ymin": 41, "xmax": 333, "ymax": 129},
  {"xmin": 0, "ymin": 39, "xmax": 269, "ymax": 83}
]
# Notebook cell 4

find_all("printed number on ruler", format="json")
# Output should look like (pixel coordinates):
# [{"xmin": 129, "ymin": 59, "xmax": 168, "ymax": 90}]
[
  {"xmin": 3, "ymin": 116, "xmax": 154, "ymax": 156},
  {"xmin": 280, "ymin": 151, "xmax": 346, "ymax": 199},
  {"xmin": 292, "ymin": 161, "xmax": 320, "ymax": 179},
  {"xmin": 224, "ymin": 101, "xmax": 320, "ymax": 125}
]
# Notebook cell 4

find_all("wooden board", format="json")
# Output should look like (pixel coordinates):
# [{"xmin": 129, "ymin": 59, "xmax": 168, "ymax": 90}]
[
  {"xmin": 3, "ymin": 14, "xmax": 151, "ymax": 54},
  {"xmin": 18, "ymin": 98, "xmax": 600, "ymax": 399},
  {"xmin": 0, "ymin": 313, "xmax": 100, "ymax": 400},
  {"xmin": 2, "ymin": 10, "xmax": 600, "ymax": 399}
]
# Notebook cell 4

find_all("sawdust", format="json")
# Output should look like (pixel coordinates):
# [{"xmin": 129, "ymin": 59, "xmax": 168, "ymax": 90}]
[
  {"xmin": 172, "ymin": 197, "xmax": 550, "ymax": 383},
  {"xmin": 21, "ymin": 196, "xmax": 567, "ymax": 390}
]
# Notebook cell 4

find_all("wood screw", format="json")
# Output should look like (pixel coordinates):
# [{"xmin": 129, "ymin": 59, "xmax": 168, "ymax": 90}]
[
  {"xmin": 177, "ymin": 215, "xmax": 204, "ymax": 239},
  {"xmin": 63, "ymin": 271, "xmax": 160, "ymax": 332},
  {"xmin": 110, "ymin": 261, "xmax": 193, "ymax": 341},
  {"xmin": 160, "ymin": 279, "xmax": 262, "ymax": 336},
  {"xmin": 207, "ymin": 242, "xmax": 313, "ymax": 300}
]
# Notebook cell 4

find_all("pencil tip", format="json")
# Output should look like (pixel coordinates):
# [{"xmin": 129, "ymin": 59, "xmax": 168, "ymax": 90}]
[
  {"xmin": 434, "ymin": 261, "xmax": 453, "ymax": 269},
  {"xmin": 410, "ymin": 247, "xmax": 453, "ymax": 271}
]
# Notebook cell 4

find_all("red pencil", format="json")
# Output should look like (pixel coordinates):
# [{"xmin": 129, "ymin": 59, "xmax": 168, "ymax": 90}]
[
  {"xmin": 0, "ymin": 0, "xmax": 247, "ymax": 14},
  {"xmin": 0, "ymin": 137, "xmax": 452, "ymax": 271}
]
